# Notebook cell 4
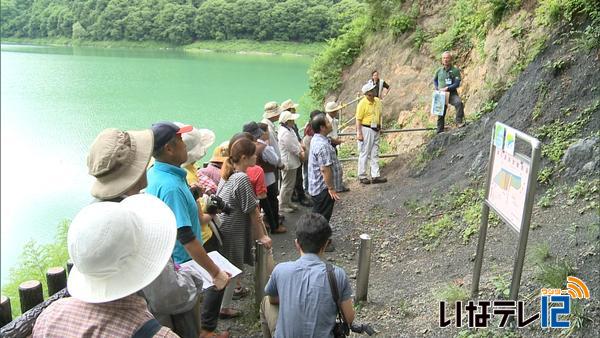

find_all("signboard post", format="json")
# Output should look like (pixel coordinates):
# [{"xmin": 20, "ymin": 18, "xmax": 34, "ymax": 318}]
[{"xmin": 471, "ymin": 122, "xmax": 541, "ymax": 301}]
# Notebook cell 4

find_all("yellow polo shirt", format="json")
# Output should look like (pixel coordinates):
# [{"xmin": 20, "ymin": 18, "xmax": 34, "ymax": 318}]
[
  {"xmin": 355, "ymin": 97, "xmax": 382, "ymax": 126},
  {"xmin": 184, "ymin": 163, "xmax": 213, "ymax": 243}
]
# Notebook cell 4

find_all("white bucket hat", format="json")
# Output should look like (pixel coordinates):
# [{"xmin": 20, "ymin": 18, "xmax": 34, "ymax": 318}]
[
  {"xmin": 263, "ymin": 101, "xmax": 280, "ymax": 119},
  {"xmin": 362, "ymin": 82, "xmax": 377, "ymax": 94},
  {"xmin": 87, "ymin": 129, "xmax": 153, "ymax": 199},
  {"xmin": 279, "ymin": 110, "xmax": 300, "ymax": 124},
  {"xmin": 324, "ymin": 101, "xmax": 343, "ymax": 113},
  {"xmin": 174, "ymin": 122, "xmax": 216, "ymax": 165},
  {"xmin": 67, "ymin": 194, "xmax": 176, "ymax": 303}
]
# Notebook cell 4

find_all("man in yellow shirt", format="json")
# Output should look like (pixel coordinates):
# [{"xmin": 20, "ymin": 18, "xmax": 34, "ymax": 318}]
[{"xmin": 355, "ymin": 82, "xmax": 387, "ymax": 185}]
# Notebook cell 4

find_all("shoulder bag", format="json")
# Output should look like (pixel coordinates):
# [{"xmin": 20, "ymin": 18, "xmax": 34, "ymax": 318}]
[{"xmin": 325, "ymin": 263, "xmax": 350, "ymax": 338}]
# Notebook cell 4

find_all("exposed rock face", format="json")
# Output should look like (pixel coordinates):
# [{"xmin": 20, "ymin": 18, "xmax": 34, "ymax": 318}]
[
  {"xmin": 328, "ymin": 2, "xmax": 546, "ymax": 155},
  {"xmin": 562, "ymin": 137, "xmax": 599, "ymax": 179}
]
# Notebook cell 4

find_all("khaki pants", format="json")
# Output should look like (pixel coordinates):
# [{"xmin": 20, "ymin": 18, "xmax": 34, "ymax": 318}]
[
  {"xmin": 260, "ymin": 296, "xmax": 279, "ymax": 338},
  {"xmin": 279, "ymin": 168, "xmax": 297, "ymax": 207}
]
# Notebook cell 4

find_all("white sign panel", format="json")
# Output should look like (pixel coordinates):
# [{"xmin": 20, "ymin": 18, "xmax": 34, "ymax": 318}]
[{"xmin": 487, "ymin": 148, "xmax": 530, "ymax": 232}]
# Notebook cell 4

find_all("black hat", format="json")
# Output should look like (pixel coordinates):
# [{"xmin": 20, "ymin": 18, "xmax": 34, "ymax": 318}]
[{"xmin": 242, "ymin": 121, "xmax": 264, "ymax": 140}]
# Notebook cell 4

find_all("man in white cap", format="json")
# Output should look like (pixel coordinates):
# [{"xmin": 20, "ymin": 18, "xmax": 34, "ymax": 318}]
[
  {"xmin": 33, "ymin": 195, "xmax": 180, "ymax": 337},
  {"xmin": 278, "ymin": 110, "xmax": 305, "ymax": 212},
  {"xmin": 324, "ymin": 102, "xmax": 349, "ymax": 193},
  {"xmin": 85, "ymin": 128, "xmax": 219, "ymax": 337},
  {"xmin": 355, "ymin": 83, "xmax": 387, "ymax": 185},
  {"xmin": 281, "ymin": 99, "xmax": 312, "ymax": 208},
  {"xmin": 261, "ymin": 101, "xmax": 282, "ymax": 159},
  {"xmin": 261, "ymin": 101, "xmax": 287, "ymax": 221}
]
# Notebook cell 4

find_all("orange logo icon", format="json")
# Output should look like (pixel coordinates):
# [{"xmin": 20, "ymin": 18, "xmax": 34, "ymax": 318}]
[{"xmin": 566, "ymin": 276, "xmax": 590, "ymax": 299}]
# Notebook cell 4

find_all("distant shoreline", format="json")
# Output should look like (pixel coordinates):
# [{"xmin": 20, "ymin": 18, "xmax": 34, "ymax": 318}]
[{"xmin": 0, "ymin": 38, "xmax": 324, "ymax": 57}]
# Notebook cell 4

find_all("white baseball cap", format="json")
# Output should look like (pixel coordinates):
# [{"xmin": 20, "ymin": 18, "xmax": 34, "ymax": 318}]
[{"xmin": 362, "ymin": 82, "xmax": 377, "ymax": 94}]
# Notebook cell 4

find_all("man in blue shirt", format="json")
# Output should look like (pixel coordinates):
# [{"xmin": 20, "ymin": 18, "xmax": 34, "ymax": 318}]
[
  {"xmin": 260, "ymin": 213, "xmax": 355, "ymax": 338},
  {"xmin": 146, "ymin": 121, "xmax": 230, "ymax": 338}
]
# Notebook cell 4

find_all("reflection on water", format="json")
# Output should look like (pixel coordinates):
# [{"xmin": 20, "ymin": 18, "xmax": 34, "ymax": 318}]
[{"xmin": 1, "ymin": 44, "xmax": 311, "ymax": 285}]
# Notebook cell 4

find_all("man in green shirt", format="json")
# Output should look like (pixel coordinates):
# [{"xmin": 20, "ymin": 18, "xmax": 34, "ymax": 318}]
[{"xmin": 433, "ymin": 51, "xmax": 465, "ymax": 133}]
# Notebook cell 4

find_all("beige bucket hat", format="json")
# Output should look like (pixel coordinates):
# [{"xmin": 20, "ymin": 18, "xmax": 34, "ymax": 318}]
[
  {"xmin": 67, "ymin": 194, "xmax": 176, "ymax": 303},
  {"xmin": 325, "ymin": 101, "xmax": 343, "ymax": 113},
  {"xmin": 263, "ymin": 101, "xmax": 280, "ymax": 119},
  {"xmin": 279, "ymin": 99, "xmax": 299, "ymax": 112},
  {"xmin": 87, "ymin": 128, "xmax": 153, "ymax": 199}
]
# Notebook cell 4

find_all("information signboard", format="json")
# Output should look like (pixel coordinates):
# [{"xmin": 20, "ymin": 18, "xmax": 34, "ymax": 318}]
[
  {"xmin": 472, "ymin": 122, "xmax": 541, "ymax": 302},
  {"xmin": 487, "ymin": 148, "xmax": 530, "ymax": 232}
]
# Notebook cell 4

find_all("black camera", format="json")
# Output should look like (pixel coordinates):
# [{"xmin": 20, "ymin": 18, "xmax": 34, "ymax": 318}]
[
  {"xmin": 205, "ymin": 195, "xmax": 233, "ymax": 215},
  {"xmin": 190, "ymin": 186, "xmax": 202, "ymax": 200},
  {"xmin": 350, "ymin": 323, "xmax": 375, "ymax": 336}
]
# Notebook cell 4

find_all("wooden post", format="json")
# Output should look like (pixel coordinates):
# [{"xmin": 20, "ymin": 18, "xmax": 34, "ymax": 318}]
[
  {"xmin": 0, "ymin": 295, "xmax": 12, "ymax": 327},
  {"xmin": 18, "ymin": 281, "xmax": 43, "ymax": 313},
  {"xmin": 46, "ymin": 267, "xmax": 67, "ymax": 296},
  {"xmin": 66, "ymin": 260, "xmax": 73, "ymax": 274}
]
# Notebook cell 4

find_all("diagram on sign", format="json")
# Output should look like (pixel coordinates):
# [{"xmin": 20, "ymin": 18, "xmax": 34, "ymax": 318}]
[
  {"xmin": 488, "ymin": 148, "xmax": 530, "ymax": 232},
  {"xmin": 494, "ymin": 168, "xmax": 522, "ymax": 191}
]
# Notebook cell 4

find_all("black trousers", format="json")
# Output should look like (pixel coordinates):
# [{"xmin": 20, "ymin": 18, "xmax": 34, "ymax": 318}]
[
  {"xmin": 293, "ymin": 166, "xmax": 306, "ymax": 201},
  {"xmin": 311, "ymin": 189, "xmax": 335, "ymax": 222},
  {"xmin": 261, "ymin": 182, "xmax": 280, "ymax": 232},
  {"xmin": 200, "ymin": 235, "xmax": 225, "ymax": 332}
]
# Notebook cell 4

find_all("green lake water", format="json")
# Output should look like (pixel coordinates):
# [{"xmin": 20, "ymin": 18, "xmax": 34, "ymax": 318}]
[{"xmin": 0, "ymin": 44, "xmax": 312, "ymax": 286}]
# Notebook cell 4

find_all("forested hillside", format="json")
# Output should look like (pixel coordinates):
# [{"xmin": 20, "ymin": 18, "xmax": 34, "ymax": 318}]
[{"xmin": 0, "ymin": 0, "xmax": 364, "ymax": 44}]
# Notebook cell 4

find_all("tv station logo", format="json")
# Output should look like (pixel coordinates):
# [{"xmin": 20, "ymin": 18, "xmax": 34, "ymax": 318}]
[{"xmin": 439, "ymin": 276, "xmax": 590, "ymax": 329}]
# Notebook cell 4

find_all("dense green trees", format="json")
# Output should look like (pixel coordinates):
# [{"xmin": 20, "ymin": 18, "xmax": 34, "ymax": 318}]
[{"xmin": 0, "ymin": 0, "xmax": 366, "ymax": 43}]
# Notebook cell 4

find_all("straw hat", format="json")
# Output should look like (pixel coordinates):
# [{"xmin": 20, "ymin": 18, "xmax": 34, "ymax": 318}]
[
  {"xmin": 174, "ymin": 122, "xmax": 216, "ymax": 165},
  {"xmin": 279, "ymin": 110, "xmax": 300, "ymax": 124},
  {"xmin": 210, "ymin": 141, "xmax": 230, "ymax": 163},
  {"xmin": 87, "ymin": 128, "xmax": 153, "ymax": 200},
  {"xmin": 67, "ymin": 194, "xmax": 176, "ymax": 303},
  {"xmin": 362, "ymin": 82, "xmax": 377, "ymax": 94},
  {"xmin": 263, "ymin": 101, "xmax": 280, "ymax": 119},
  {"xmin": 279, "ymin": 99, "xmax": 299, "ymax": 112},
  {"xmin": 324, "ymin": 101, "xmax": 343, "ymax": 113}
]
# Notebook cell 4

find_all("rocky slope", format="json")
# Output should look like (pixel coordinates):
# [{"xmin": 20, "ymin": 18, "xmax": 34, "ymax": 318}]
[{"xmin": 219, "ymin": 1, "xmax": 599, "ymax": 336}]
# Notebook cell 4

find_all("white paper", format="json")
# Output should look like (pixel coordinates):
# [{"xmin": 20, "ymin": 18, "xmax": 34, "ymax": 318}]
[
  {"xmin": 431, "ymin": 90, "xmax": 446, "ymax": 116},
  {"xmin": 181, "ymin": 251, "xmax": 242, "ymax": 289}
]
